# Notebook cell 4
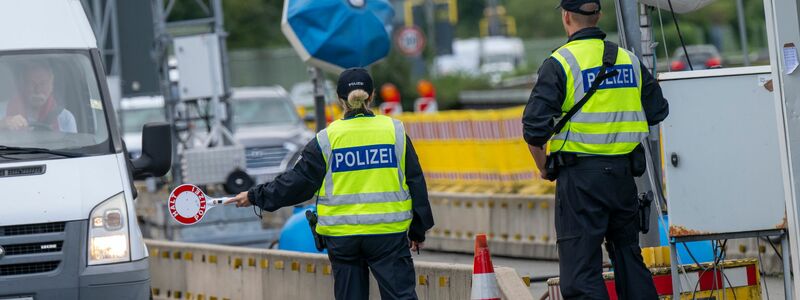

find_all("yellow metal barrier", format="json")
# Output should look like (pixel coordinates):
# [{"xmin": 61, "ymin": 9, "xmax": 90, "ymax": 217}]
[{"xmin": 396, "ymin": 106, "xmax": 554, "ymax": 194}]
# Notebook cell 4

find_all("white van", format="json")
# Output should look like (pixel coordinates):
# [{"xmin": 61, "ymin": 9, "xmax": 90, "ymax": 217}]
[{"xmin": 0, "ymin": 1, "xmax": 171, "ymax": 299}]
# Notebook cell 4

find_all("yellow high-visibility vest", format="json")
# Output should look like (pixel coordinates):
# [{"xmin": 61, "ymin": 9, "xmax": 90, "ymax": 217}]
[
  {"xmin": 315, "ymin": 114, "xmax": 412, "ymax": 237},
  {"xmin": 549, "ymin": 39, "xmax": 649, "ymax": 155}
]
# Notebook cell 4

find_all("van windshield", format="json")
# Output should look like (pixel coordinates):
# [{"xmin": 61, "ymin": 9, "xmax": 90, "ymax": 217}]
[{"xmin": 0, "ymin": 52, "xmax": 112, "ymax": 158}]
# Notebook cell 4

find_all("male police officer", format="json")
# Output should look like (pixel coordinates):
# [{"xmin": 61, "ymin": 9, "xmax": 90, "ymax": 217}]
[{"xmin": 523, "ymin": 0, "xmax": 668, "ymax": 298}]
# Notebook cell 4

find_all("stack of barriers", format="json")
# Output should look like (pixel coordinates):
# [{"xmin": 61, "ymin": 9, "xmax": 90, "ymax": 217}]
[{"xmin": 396, "ymin": 106, "xmax": 554, "ymax": 195}]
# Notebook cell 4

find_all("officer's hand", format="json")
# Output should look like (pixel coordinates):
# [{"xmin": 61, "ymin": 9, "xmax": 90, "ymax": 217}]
[
  {"xmin": 223, "ymin": 191, "xmax": 251, "ymax": 207},
  {"xmin": 2, "ymin": 115, "xmax": 28, "ymax": 130},
  {"xmin": 539, "ymin": 169, "xmax": 549, "ymax": 180},
  {"xmin": 410, "ymin": 241, "xmax": 424, "ymax": 252}
]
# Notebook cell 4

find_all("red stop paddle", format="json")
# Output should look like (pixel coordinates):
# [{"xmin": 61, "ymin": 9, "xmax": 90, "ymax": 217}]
[{"xmin": 168, "ymin": 184, "xmax": 230, "ymax": 225}]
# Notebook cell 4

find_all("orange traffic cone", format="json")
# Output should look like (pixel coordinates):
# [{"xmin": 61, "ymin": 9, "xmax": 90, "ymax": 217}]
[{"xmin": 471, "ymin": 233, "xmax": 500, "ymax": 300}]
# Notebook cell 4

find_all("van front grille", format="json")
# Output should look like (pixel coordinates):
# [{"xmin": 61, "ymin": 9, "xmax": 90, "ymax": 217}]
[
  {"xmin": 0, "ymin": 222, "xmax": 65, "ymax": 236},
  {"xmin": 3, "ymin": 241, "xmax": 63, "ymax": 256},
  {"xmin": 0, "ymin": 221, "xmax": 68, "ymax": 277},
  {"xmin": 0, "ymin": 261, "xmax": 60, "ymax": 276}
]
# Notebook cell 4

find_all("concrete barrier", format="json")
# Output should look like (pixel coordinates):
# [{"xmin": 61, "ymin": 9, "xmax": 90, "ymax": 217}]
[
  {"xmin": 424, "ymin": 192, "xmax": 558, "ymax": 260},
  {"xmin": 145, "ymin": 239, "xmax": 533, "ymax": 300}
]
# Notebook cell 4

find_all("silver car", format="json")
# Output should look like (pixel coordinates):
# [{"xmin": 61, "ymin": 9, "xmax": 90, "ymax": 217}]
[
  {"xmin": 120, "ymin": 87, "xmax": 313, "ymax": 187},
  {"xmin": 230, "ymin": 86, "xmax": 314, "ymax": 184}
]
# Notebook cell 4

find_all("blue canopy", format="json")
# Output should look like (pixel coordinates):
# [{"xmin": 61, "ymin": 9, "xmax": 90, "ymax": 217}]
[{"xmin": 281, "ymin": 0, "xmax": 395, "ymax": 73}]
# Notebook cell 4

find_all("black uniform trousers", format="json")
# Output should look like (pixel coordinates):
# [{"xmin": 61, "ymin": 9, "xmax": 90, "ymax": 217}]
[
  {"xmin": 555, "ymin": 155, "xmax": 658, "ymax": 299},
  {"xmin": 323, "ymin": 233, "xmax": 417, "ymax": 300}
]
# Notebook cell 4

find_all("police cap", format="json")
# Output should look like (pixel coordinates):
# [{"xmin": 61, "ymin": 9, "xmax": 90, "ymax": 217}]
[
  {"xmin": 337, "ymin": 68, "xmax": 374, "ymax": 99},
  {"xmin": 559, "ymin": 0, "xmax": 601, "ymax": 15}
]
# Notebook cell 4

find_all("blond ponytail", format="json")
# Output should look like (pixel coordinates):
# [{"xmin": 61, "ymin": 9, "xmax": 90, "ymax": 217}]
[{"xmin": 345, "ymin": 89, "xmax": 371, "ymax": 111}]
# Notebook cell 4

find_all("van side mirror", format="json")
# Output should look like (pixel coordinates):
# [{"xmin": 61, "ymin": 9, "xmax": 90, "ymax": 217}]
[
  {"xmin": 303, "ymin": 114, "xmax": 316, "ymax": 123},
  {"xmin": 132, "ymin": 122, "xmax": 172, "ymax": 180}
]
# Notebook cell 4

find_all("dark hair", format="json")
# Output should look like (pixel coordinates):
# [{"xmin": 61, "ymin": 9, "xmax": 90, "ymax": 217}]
[{"xmin": 568, "ymin": 3, "xmax": 601, "ymax": 27}]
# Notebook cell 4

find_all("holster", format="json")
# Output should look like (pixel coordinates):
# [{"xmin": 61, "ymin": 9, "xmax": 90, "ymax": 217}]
[
  {"xmin": 637, "ymin": 191, "xmax": 653, "ymax": 234},
  {"xmin": 305, "ymin": 210, "xmax": 326, "ymax": 251},
  {"xmin": 544, "ymin": 155, "xmax": 559, "ymax": 181}
]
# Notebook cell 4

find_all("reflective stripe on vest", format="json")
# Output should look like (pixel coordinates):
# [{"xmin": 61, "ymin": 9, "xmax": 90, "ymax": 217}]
[
  {"xmin": 549, "ymin": 40, "xmax": 649, "ymax": 155},
  {"xmin": 315, "ymin": 115, "xmax": 412, "ymax": 236}
]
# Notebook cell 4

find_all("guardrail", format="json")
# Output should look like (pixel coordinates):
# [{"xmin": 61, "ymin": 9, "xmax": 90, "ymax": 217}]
[
  {"xmin": 145, "ymin": 239, "xmax": 533, "ymax": 300},
  {"xmin": 423, "ymin": 192, "xmax": 558, "ymax": 260}
]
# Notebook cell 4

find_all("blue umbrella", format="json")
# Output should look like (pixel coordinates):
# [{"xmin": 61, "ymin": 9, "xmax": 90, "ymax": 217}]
[{"xmin": 282, "ymin": 0, "xmax": 395, "ymax": 73}]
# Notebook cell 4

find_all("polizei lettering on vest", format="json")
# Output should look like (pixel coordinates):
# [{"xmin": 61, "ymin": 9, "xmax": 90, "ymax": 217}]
[
  {"xmin": 332, "ymin": 144, "xmax": 397, "ymax": 172},
  {"xmin": 581, "ymin": 64, "xmax": 637, "ymax": 93}
]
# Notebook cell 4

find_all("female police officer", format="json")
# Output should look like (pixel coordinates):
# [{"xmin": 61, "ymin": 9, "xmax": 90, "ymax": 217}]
[{"xmin": 225, "ymin": 68, "xmax": 434, "ymax": 300}]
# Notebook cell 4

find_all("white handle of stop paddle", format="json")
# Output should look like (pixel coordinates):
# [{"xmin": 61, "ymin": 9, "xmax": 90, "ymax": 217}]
[{"xmin": 207, "ymin": 197, "xmax": 230, "ymax": 208}]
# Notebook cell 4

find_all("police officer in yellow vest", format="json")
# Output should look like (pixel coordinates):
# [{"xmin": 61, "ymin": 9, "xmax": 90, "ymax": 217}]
[
  {"xmin": 225, "ymin": 68, "xmax": 434, "ymax": 300},
  {"xmin": 523, "ymin": 0, "xmax": 668, "ymax": 298}
]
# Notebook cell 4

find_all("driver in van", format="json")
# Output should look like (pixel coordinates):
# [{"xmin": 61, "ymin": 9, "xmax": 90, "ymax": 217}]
[{"xmin": 0, "ymin": 62, "xmax": 77, "ymax": 133}]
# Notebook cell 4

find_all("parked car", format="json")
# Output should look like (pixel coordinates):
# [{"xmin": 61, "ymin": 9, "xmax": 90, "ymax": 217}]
[
  {"xmin": 670, "ymin": 45, "xmax": 722, "ymax": 71},
  {"xmin": 230, "ymin": 86, "xmax": 314, "ymax": 184},
  {"xmin": 119, "ymin": 87, "xmax": 312, "ymax": 186}
]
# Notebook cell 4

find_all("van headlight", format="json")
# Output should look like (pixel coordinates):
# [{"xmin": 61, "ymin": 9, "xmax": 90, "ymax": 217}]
[{"xmin": 88, "ymin": 193, "xmax": 130, "ymax": 265}]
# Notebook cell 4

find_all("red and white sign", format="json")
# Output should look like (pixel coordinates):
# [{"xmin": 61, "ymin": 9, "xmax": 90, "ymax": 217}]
[
  {"xmin": 380, "ymin": 101, "xmax": 403, "ymax": 116},
  {"xmin": 168, "ymin": 184, "xmax": 227, "ymax": 225},
  {"xmin": 395, "ymin": 26, "xmax": 426, "ymax": 57},
  {"xmin": 414, "ymin": 97, "xmax": 438, "ymax": 113}
]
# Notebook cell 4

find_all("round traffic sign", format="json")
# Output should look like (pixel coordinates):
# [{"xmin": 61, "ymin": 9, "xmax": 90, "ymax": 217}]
[
  {"xmin": 396, "ymin": 26, "xmax": 426, "ymax": 57},
  {"xmin": 168, "ymin": 184, "xmax": 209, "ymax": 225}
]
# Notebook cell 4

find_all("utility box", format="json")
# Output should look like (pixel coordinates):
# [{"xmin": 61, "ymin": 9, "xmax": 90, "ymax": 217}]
[
  {"xmin": 659, "ymin": 66, "xmax": 787, "ymax": 237},
  {"xmin": 174, "ymin": 34, "xmax": 225, "ymax": 100}
]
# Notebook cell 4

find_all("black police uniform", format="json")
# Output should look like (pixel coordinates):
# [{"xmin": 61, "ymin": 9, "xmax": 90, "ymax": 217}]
[
  {"xmin": 246, "ymin": 110, "xmax": 434, "ymax": 300},
  {"xmin": 523, "ymin": 27, "xmax": 669, "ymax": 299}
]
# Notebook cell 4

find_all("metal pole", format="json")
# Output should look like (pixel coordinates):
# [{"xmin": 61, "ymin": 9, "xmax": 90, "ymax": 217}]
[
  {"xmin": 486, "ymin": 0, "xmax": 500, "ymax": 36},
  {"xmin": 670, "ymin": 241, "xmax": 681, "ymax": 298},
  {"xmin": 764, "ymin": 0, "xmax": 800, "ymax": 295},
  {"xmin": 735, "ymin": 0, "xmax": 750, "ymax": 66},
  {"xmin": 617, "ymin": 0, "xmax": 642, "ymax": 55},
  {"xmin": 618, "ymin": 0, "xmax": 662, "ymax": 248},
  {"xmin": 784, "ymin": 232, "xmax": 795, "ymax": 300},
  {"xmin": 311, "ymin": 67, "xmax": 327, "ymax": 132},
  {"xmin": 425, "ymin": 0, "xmax": 436, "ymax": 54},
  {"xmin": 209, "ymin": 0, "xmax": 229, "ymax": 136},
  {"xmin": 639, "ymin": 4, "xmax": 655, "ymax": 72},
  {"xmin": 153, "ymin": 0, "xmax": 182, "ymax": 185}
]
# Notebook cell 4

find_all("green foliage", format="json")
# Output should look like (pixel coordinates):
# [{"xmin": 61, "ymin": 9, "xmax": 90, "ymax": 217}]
[
  {"xmin": 456, "ymin": 0, "xmax": 488, "ymax": 38},
  {"xmin": 167, "ymin": 0, "xmax": 287, "ymax": 49},
  {"xmin": 370, "ymin": 49, "xmax": 416, "ymax": 109},
  {"xmin": 503, "ymin": 0, "xmax": 618, "ymax": 38},
  {"xmin": 223, "ymin": 0, "xmax": 287, "ymax": 49},
  {"xmin": 431, "ymin": 74, "xmax": 491, "ymax": 110},
  {"xmin": 372, "ymin": 48, "xmax": 491, "ymax": 111}
]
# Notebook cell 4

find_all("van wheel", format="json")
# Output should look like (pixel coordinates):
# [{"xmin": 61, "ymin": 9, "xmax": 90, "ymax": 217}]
[{"xmin": 224, "ymin": 169, "xmax": 254, "ymax": 194}]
